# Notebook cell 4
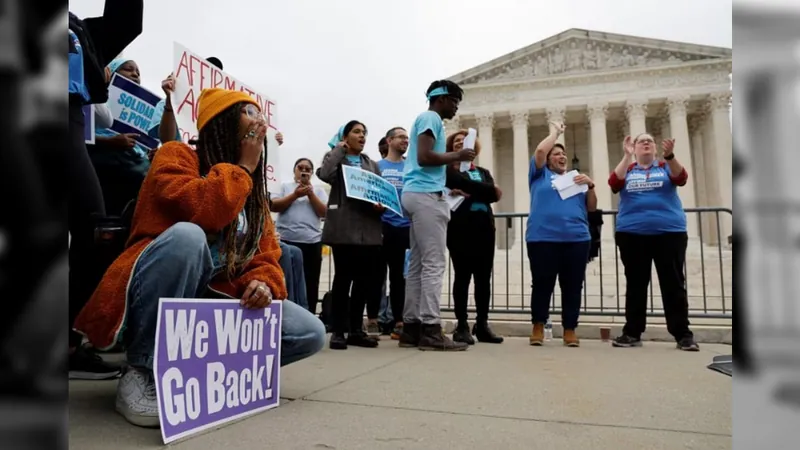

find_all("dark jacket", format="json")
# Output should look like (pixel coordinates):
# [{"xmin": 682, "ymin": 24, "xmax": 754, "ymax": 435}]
[
  {"xmin": 68, "ymin": 1, "xmax": 143, "ymax": 105},
  {"xmin": 445, "ymin": 165, "xmax": 499, "ymax": 233},
  {"xmin": 316, "ymin": 145, "xmax": 383, "ymax": 247},
  {"xmin": 588, "ymin": 210, "xmax": 604, "ymax": 261}
]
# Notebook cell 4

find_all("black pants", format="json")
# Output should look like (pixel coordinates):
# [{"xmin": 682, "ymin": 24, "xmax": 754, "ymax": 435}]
[
  {"xmin": 616, "ymin": 232, "xmax": 692, "ymax": 341},
  {"xmin": 283, "ymin": 241, "xmax": 323, "ymax": 315},
  {"xmin": 89, "ymin": 155, "xmax": 147, "ymax": 217},
  {"xmin": 68, "ymin": 101, "xmax": 107, "ymax": 348},
  {"xmin": 381, "ymin": 223, "xmax": 410, "ymax": 325},
  {"xmin": 331, "ymin": 245, "xmax": 383, "ymax": 333},
  {"xmin": 448, "ymin": 222, "xmax": 495, "ymax": 323},
  {"xmin": 527, "ymin": 241, "xmax": 590, "ymax": 329}
]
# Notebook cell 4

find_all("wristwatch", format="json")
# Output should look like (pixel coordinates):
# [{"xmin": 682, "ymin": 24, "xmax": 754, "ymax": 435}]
[
  {"xmin": 588, "ymin": 183, "xmax": 595, "ymax": 190},
  {"xmin": 664, "ymin": 153, "xmax": 675, "ymax": 161}
]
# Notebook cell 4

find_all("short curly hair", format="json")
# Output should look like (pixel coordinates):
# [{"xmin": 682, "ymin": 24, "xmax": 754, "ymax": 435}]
[{"xmin": 445, "ymin": 129, "xmax": 482, "ymax": 155}]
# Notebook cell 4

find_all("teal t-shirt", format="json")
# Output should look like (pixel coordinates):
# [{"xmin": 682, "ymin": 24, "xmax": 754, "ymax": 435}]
[{"xmin": 403, "ymin": 111, "xmax": 446, "ymax": 193}]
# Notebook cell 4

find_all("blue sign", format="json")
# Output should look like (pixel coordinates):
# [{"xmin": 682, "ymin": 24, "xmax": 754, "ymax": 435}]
[
  {"xmin": 106, "ymin": 74, "xmax": 163, "ymax": 150},
  {"xmin": 341, "ymin": 165, "xmax": 403, "ymax": 217},
  {"xmin": 83, "ymin": 105, "xmax": 95, "ymax": 144}
]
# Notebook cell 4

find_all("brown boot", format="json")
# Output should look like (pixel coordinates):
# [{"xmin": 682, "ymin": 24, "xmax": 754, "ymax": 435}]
[
  {"xmin": 398, "ymin": 322, "xmax": 421, "ymax": 348},
  {"xmin": 529, "ymin": 323, "xmax": 545, "ymax": 346},
  {"xmin": 418, "ymin": 324, "xmax": 468, "ymax": 351},
  {"xmin": 563, "ymin": 329, "xmax": 580, "ymax": 347}
]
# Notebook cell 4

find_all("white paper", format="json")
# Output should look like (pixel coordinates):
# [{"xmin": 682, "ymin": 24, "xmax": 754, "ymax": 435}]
[
  {"xmin": 551, "ymin": 170, "xmax": 588, "ymax": 200},
  {"xmin": 557, "ymin": 183, "xmax": 589, "ymax": 200},
  {"xmin": 443, "ymin": 188, "xmax": 466, "ymax": 211},
  {"xmin": 459, "ymin": 128, "xmax": 477, "ymax": 172}
]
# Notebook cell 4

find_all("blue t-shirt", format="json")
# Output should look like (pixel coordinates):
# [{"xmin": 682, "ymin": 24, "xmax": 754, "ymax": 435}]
[
  {"xmin": 345, "ymin": 154, "xmax": 362, "ymax": 167},
  {"xmin": 525, "ymin": 163, "xmax": 590, "ymax": 243},
  {"xmin": 378, "ymin": 159, "xmax": 410, "ymax": 227},
  {"xmin": 403, "ymin": 111, "xmax": 446, "ymax": 193},
  {"xmin": 68, "ymin": 29, "xmax": 90, "ymax": 102},
  {"xmin": 615, "ymin": 162, "xmax": 687, "ymax": 234}
]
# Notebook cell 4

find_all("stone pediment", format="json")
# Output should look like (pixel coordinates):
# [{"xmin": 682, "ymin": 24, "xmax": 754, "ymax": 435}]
[{"xmin": 450, "ymin": 29, "xmax": 732, "ymax": 86}]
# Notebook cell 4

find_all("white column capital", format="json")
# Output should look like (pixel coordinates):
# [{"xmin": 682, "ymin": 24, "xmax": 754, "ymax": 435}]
[
  {"xmin": 476, "ymin": 112, "xmax": 495, "ymax": 129},
  {"xmin": 545, "ymin": 106, "xmax": 566, "ymax": 124},
  {"xmin": 586, "ymin": 103, "xmax": 608, "ymax": 122},
  {"xmin": 625, "ymin": 99, "xmax": 648, "ymax": 120},
  {"xmin": 708, "ymin": 92, "xmax": 732, "ymax": 112},
  {"xmin": 667, "ymin": 95, "xmax": 690, "ymax": 117},
  {"xmin": 510, "ymin": 110, "xmax": 529, "ymax": 129}
]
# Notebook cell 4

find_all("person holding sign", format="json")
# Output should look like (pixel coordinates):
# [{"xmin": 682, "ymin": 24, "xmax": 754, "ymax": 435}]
[
  {"xmin": 444, "ymin": 130, "xmax": 504, "ymax": 345},
  {"xmin": 399, "ymin": 80, "xmax": 475, "ymax": 352},
  {"xmin": 608, "ymin": 133, "xmax": 699, "ymax": 351},
  {"xmin": 273, "ymin": 158, "xmax": 328, "ymax": 316},
  {"xmin": 89, "ymin": 58, "xmax": 152, "ymax": 216},
  {"xmin": 526, "ymin": 122, "xmax": 596, "ymax": 348},
  {"xmin": 74, "ymin": 88, "xmax": 325, "ymax": 428},
  {"xmin": 317, "ymin": 121, "xmax": 384, "ymax": 350}
]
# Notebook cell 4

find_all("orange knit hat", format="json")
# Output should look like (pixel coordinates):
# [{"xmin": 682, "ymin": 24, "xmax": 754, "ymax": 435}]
[{"xmin": 196, "ymin": 88, "xmax": 260, "ymax": 132}]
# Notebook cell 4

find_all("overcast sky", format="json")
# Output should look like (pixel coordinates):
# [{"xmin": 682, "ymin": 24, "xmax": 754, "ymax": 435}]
[{"xmin": 70, "ymin": 0, "xmax": 731, "ymax": 182}]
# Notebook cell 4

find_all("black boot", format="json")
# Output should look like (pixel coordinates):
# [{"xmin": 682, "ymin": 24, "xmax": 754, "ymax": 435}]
[
  {"xmin": 452, "ymin": 321, "xmax": 475, "ymax": 345},
  {"xmin": 419, "ymin": 324, "xmax": 468, "ymax": 352},
  {"xmin": 347, "ymin": 330, "xmax": 379, "ymax": 348},
  {"xmin": 473, "ymin": 320, "xmax": 504, "ymax": 344},
  {"xmin": 329, "ymin": 332, "xmax": 347, "ymax": 350},
  {"xmin": 398, "ymin": 322, "xmax": 421, "ymax": 348}
]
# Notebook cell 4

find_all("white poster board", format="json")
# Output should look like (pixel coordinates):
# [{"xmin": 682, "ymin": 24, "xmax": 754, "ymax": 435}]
[{"xmin": 172, "ymin": 42, "xmax": 281, "ymax": 193}]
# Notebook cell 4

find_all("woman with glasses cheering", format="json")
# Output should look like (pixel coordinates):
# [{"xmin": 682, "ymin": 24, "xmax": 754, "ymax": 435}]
[{"xmin": 272, "ymin": 158, "xmax": 329, "ymax": 316}]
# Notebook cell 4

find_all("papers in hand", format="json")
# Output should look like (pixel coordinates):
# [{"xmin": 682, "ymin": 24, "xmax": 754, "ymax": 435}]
[
  {"xmin": 459, "ymin": 128, "xmax": 477, "ymax": 172},
  {"xmin": 443, "ymin": 188, "xmax": 466, "ymax": 211},
  {"xmin": 551, "ymin": 170, "xmax": 588, "ymax": 200}
]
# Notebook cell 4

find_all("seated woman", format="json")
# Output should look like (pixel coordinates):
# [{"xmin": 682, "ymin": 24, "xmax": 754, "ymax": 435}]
[
  {"xmin": 89, "ymin": 59, "xmax": 152, "ymax": 216},
  {"xmin": 74, "ymin": 88, "xmax": 326, "ymax": 428},
  {"xmin": 444, "ymin": 130, "xmax": 504, "ymax": 345}
]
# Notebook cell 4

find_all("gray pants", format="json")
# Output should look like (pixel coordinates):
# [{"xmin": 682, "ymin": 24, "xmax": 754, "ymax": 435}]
[{"xmin": 402, "ymin": 192, "xmax": 450, "ymax": 325}]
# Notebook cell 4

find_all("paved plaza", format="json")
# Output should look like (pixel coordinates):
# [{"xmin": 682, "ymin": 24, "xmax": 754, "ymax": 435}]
[{"xmin": 70, "ymin": 339, "xmax": 732, "ymax": 449}]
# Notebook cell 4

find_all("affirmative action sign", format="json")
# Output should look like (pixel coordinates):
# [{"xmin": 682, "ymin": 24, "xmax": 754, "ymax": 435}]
[
  {"xmin": 154, "ymin": 299, "xmax": 283, "ymax": 444},
  {"xmin": 106, "ymin": 73, "xmax": 162, "ymax": 150},
  {"xmin": 171, "ymin": 42, "xmax": 281, "ymax": 192},
  {"xmin": 342, "ymin": 165, "xmax": 403, "ymax": 217}
]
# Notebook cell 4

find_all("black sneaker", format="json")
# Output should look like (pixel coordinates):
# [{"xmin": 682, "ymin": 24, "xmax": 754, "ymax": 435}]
[
  {"xmin": 452, "ymin": 322, "xmax": 475, "ymax": 345},
  {"xmin": 329, "ymin": 332, "xmax": 348, "ymax": 350},
  {"xmin": 68, "ymin": 345, "xmax": 121, "ymax": 380},
  {"xmin": 612, "ymin": 335, "xmax": 642, "ymax": 348},
  {"xmin": 347, "ymin": 331, "xmax": 379, "ymax": 348},
  {"xmin": 676, "ymin": 336, "xmax": 700, "ymax": 352}
]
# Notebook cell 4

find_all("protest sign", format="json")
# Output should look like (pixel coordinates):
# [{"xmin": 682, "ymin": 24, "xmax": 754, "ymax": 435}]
[
  {"xmin": 154, "ymin": 299, "xmax": 282, "ymax": 444},
  {"xmin": 342, "ymin": 165, "xmax": 403, "ymax": 217},
  {"xmin": 83, "ymin": 105, "xmax": 95, "ymax": 145},
  {"xmin": 172, "ymin": 42, "xmax": 281, "ymax": 193},
  {"xmin": 105, "ymin": 73, "xmax": 162, "ymax": 150}
]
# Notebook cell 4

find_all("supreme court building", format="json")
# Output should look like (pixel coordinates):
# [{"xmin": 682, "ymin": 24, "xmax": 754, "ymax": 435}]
[{"xmin": 445, "ymin": 29, "xmax": 732, "ymax": 248}]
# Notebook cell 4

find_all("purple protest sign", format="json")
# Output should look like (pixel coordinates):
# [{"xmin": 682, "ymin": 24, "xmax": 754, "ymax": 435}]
[{"xmin": 154, "ymin": 299, "xmax": 282, "ymax": 444}]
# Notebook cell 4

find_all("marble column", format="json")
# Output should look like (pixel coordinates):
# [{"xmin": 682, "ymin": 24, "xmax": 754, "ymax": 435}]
[
  {"xmin": 689, "ymin": 115, "xmax": 712, "ymax": 242},
  {"xmin": 546, "ymin": 106, "xmax": 567, "ymax": 147},
  {"xmin": 667, "ymin": 94, "xmax": 698, "ymax": 237},
  {"xmin": 587, "ymin": 103, "xmax": 613, "ymax": 239},
  {"xmin": 476, "ymin": 112, "xmax": 495, "ymax": 177},
  {"xmin": 700, "ymin": 103, "xmax": 722, "ymax": 245},
  {"xmin": 511, "ymin": 111, "xmax": 530, "ymax": 216},
  {"xmin": 625, "ymin": 99, "xmax": 648, "ymax": 137},
  {"xmin": 709, "ymin": 92, "xmax": 733, "ymax": 241}
]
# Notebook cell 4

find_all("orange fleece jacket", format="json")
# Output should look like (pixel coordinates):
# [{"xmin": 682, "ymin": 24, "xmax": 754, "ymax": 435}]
[{"xmin": 74, "ymin": 142, "xmax": 287, "ymax": 350}]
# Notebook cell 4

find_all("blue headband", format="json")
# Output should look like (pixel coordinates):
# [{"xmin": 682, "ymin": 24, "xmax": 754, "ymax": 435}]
[
  {"xmin": 107, "ymin": 58, "xmax": 132, "ymax": 75},
  {"xmin": 426, "ymin": 86, "xmax": 449, "ymax": 100},
  {"xmin": 328, "ymin": 124, "xmax": 346, "ymax": 149}
]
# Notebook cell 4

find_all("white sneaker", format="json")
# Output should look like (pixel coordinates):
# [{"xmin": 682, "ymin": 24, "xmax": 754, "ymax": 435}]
[{"xmin": 115, "ymin": 367, "xmax": 160, "ymax": 428}]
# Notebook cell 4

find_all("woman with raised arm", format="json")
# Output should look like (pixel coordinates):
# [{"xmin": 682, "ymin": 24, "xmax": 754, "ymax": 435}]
[
  {"xmin": 317, "ymin": 121, "xmax": 385, "ymax": 350},
  {"xmin": 74, "ymin": 88, "xmax": 326, "ymax": 428},
  {"xmin": 608, "ymin": 133, "xmax": 699, "ymax": 351},
  {"xmin": 526, "ymin": 122, "xmax": 596, "ymax": 348}
]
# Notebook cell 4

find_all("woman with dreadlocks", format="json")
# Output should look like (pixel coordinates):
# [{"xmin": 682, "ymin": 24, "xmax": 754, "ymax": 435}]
[{"xmin": 73, "ymin": 88, "xmax": 326, "ymax": 428}]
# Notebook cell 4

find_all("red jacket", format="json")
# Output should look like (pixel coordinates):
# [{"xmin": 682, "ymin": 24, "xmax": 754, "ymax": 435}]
[{"xmin": 74, "ymin": 142, "xmax": 287, "ymax": 350}]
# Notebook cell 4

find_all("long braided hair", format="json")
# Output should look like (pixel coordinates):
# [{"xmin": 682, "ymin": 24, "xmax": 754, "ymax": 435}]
[{"xmin": 196, "ymin": 102, "xmax": 269, "ymax": 279}]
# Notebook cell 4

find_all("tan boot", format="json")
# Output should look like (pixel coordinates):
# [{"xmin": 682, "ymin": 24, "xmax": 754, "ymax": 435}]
[
  {"xmin": 529, "ymin": 323, "xmax": 545, "ymax": 346},
  {"xmin": 563, "ymin": 329, "xmax": 580, "ymax": 347}
]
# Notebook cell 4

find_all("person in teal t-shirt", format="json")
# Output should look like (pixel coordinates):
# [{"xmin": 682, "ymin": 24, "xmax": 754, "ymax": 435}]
[{"xmin": 399, "ymin": 80, "xmax": 475, "ymax": 352}]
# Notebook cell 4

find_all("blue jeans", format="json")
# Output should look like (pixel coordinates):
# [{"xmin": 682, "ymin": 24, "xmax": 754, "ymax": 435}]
[
  {"xmin": 125, "ymin": 222, "xmax": 326, "ymax": 370},
  {"xmin": 526, "ymin": 240, "xmax": 590, "ymax": 330},
  {"xmin": 378, "ymin": 276, "xmax": 393, "ymax": 324},
  {"xmin": 279, "ymin": 241, "xmax": 308, "ymax": 310}
]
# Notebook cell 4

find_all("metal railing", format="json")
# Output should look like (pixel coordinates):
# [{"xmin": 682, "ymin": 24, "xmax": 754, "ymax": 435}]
[{"xmin": 319, "ymin": 207, "xmax": 733, "ymax": 320}]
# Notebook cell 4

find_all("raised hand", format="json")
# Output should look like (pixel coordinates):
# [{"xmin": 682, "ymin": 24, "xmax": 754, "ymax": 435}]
[
  {"xmin": 161, "ymin": 73, "xmax": 175, "ymax": 97},
  {"xmin": 238, "ymin": 119, "xmax": 267, "ymax": 173},
  {"xmin": 623, "ymin": 135, "xmax": 635, "ymax": 156},
  {"xmin": 662, "ymin": 138, "xmax": 675, "ymax": 158},
  {"xmin": 549, "ymin": 121, "xmax": 566, "ymax": 136}
]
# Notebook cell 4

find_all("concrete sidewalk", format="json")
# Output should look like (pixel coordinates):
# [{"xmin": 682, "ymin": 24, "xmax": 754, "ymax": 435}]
[{"xmin": 69, "ymin": 339, "xmax": 732, "ymax": 449}]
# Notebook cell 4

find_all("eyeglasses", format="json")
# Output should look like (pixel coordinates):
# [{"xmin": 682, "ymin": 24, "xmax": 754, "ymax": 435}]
[
  {"xmin": 636, "ymin": 138, "xmax": 655, "ymax": 145},
  {"xmin": 243, "ymin": 104, "xmax": 261, "ymax": 119},
  {"xmin": 296, "ymin": 165, "xmax": 313, "ymax": 173}
]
